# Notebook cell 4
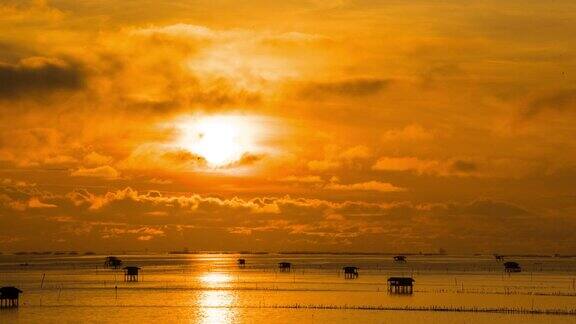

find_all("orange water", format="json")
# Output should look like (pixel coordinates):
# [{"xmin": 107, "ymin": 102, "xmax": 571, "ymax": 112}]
[{"xmin": 1, "ymin": 254, "xmax": 576, "ymax": 323}]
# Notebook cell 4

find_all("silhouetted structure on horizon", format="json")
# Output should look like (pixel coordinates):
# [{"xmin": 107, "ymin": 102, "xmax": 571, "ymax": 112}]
[
  {"xmin": 394, "ymin": 255, "xmax": 407, "ymax": 263},
  {"xmin": 494, "ymin": 254, "xmax": 504, "ymax": 261},
  {"xmin": 0, "ymin": 287, "xmax": 22, "ymax": 308},
  {"xmin": 123, "ymin": 266, "xmax": 141, "ymax": 282},
  {"xmin": 504, "ymin": 261, "xmax": 521, "ymax": 273},
  {"xmin": 342, "ymin": 266, "xmax": 359, "ymax": 279},
  {"xmin": 278, "ymin": 261, "xmax": 291, "ymax": 272},
  {"xmin": 387, "ymin": 277, "xmax": 414, "ymax": 294},
  {"xmin": 104, "ymin": 256, "xmax": 122, "ymax": 269},
  {"xmin": 237, "ymin": 259, "xmax": 246, "ymax": 268}
]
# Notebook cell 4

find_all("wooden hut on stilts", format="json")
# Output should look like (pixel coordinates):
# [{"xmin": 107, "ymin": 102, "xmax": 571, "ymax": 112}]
[
  {"xmin": 104, "ymin": 256, "xmax": 123, "ymax": 269},
  {"xmin": 0, "ymin": 287, "xmax": 22, "ymax": 308},
  {"xmin": 278, "ymin": 262, "xmax": 291, "ymax": 272},
  {"xmin": 387, "ymin": 277, "xmax": 414, "ymax": 294},
  {"xmin": 342, "ymin": 266, "xmax": 359, "ymax": 279},
  {"xmin": 504, "ymin": 261, "xmax": 521, "ymax": 273},
  {"xmin": 123, "ymin": 266, "xmax": 141, "ymax": 282}
]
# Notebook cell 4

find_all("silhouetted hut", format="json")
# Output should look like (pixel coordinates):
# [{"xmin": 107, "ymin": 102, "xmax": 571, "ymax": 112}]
[
  {"xmin": 278, "ymin": 262, "xmax": 291, "ymax": 272},
  {"xmin": 494, "ymin": 254, "xmax": 504, "ymax": 261},
  {"xmin": 393, "ymin": 255, "xmax": 407, "ymax": 263},
  {"xmin": 104, "ymin": 256, "xmax": 122, "ymax": 269},
  {"xmin": 504, "ymin": 261, "xmax": 521, "ymax": 273},
  {"xmin": 387, "ymin": 277, "xmax": 414, "ymax": 294},
  {"xmin": 123, "ymin": 266, "xmax": 141, "ymax": 282},
  {"xmin": 342, "ymin": 266, "xmax": 359, "ymax": 279},
  {"xmin": 237, "ymin": 258, "xmax": 246, "ymax": 268},
  {"xmin": 0, "ymin": 287, "xmax": 22, "ymax": 308}
]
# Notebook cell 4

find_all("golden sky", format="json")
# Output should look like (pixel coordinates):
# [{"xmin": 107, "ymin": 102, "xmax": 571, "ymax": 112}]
[{"xmin": 1, "ymin": 0, "xmax": 575, "ymax": 253}]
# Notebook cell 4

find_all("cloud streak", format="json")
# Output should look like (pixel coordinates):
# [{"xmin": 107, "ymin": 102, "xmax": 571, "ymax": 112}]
[{"xmin": 0, "ymin": 57, "xmax": 84, "ymax": 99}]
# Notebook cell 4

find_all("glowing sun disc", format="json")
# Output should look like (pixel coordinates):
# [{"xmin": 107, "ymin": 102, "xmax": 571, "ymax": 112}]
[{"xmin": 177, "ymin": 115, "xmax": 258, "ymax": 167}]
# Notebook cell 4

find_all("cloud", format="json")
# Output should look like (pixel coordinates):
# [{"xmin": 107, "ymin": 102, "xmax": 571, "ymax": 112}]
[
  {"xmin": 0, "ymin": 0, "xmax": 65, "ymax": 24},
  {"xmin": 372, "ymin": 156, "xmax": 440, "ymax": 173},
  {"xmin": 71, "ymin": 165, "xmax": 120, "ymax": 179},
  {"xmin": 0, "ymin": 2, "xmax": 575, "ymax": 254},
  {"xmin": 450, "ymin": 160, "xmax": 478, "ymax": 173},
  {"xmin": 307, "ymin": 145, "xmax": 372, "ymax": 171},
  {"xmin": 83, "ymin": 152, "xmax": 113, "ymax": 167},
  {"xmin": 298, "ymin": 78, "xmax": 391, "ymax": 98},
  {"xmin": 1, "ymin": 184, "xmax": 574, "ymax": 253},
  {"xmin": 132, "ymin": 23, "xmax": 324, "ymax": 46},
  {"xmin": 0, "ymin": 179, "xmax": 56, "ymax": 211},
  {"xmin": 340, "ymin": 145, "xmax": 371, "ymax": 160},
  {"xmin": 149, "ymin": 178, "xmax": 173, "ymax": 185},
  {"xmin": 118, "ymin": 23, "xmax": 322, "ymax": 109},
  {"xmin": 307, "ymin": 159, "xmax": 341, "ymax": 171},
  {"xmin": 27, "ymin": 197, "xmax": 57, "ymax": 209},
  {"xmin": 0, "ymin": 127, "xmax": 80, "ymax": 168},
  {"xmin": 118, "ymin": 145, "xmax": 206, "ymax": 171},
  {"xmin": 132, "ymin": 24, "xmax": 216, "ymax": 40},
  {"xmin": 419, "ymin": 63, "xmax": 463, "ymax": 88},
  {"xmin": 520, "ymin": 89, "xmax": 576, "ymax": 119},
  {"xmin": 279, "ymin": 175, "xmax": 323, "ymax": 183},
  {"xmin": 223, "ymin": 153, "xmax": 265, "ymax": 168},
  {"xmin": 325, "ymin": 180, "xmax": 406, "ymax": 192},
  {"xmin": 102, "ymin": 226, "xmax": 165, "ymax": 241},
  {"xmin": 0, "ymin": 57, "xmax": 84, "ymax": 99},
  {"xmin": 461, "ymin": 199, "xmax": 530, "ymax": 219},
  {"xmin": 372, "ymin": 156, "xmax": 480, "ymax": 176},
  {"xmin": 381, "ymin": 124, "xmax": 435, "ymax": 142}
]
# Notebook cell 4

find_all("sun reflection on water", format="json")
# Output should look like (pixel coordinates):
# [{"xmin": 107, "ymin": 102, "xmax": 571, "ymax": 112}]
[
  {"xmin": 199, "ymin": 272, "xmax": 236, "ymax": 324},
  {"xmin": 200, "ymin": 272, "xmax": 232, "ymax": 285}
]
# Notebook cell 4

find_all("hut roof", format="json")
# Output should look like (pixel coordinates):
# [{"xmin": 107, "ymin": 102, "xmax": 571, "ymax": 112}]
[
  {"xmin": 0, "ymin": 286, "xmax": 22, "ymax": 294},
  {"xmin": 278, "ymin": 261, "xmax": 291, "ymax": 266},
  {"xmin": 504, "ymin": 261, "xmax": 520, "ymax": 268},
  {"xmin": 0, "ymin": 286, "xmax": 23, "ymax": 297},
  {"xmin": 123, "ymin": 266, "xmax": 141, "ymax": 270},
  {"xmin": 343, "ymin": 266, "xmax": 358, "ymax": 270},
  {"xmin": 387, "ymin": 277, "xmax": 415, "ymax": 285}
]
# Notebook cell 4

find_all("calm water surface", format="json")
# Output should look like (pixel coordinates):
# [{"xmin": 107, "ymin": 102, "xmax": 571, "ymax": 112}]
[{"xmin": 1, "ymin": 253, "xmax": 576, "ymax": 323}]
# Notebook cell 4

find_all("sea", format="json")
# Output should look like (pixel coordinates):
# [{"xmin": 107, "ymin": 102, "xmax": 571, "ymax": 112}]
[{"xmin": 1, "ymin": 253, "xmax": 576, "ymax": 323}]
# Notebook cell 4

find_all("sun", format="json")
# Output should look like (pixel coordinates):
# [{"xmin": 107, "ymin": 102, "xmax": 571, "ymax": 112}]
[{"xmin": 176, "ymin": 115, "xmax": 259, "ymax": 167}]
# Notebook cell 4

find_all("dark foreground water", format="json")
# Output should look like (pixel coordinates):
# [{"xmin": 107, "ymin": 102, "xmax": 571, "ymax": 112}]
[{"xmin": 1, "ymin": 253, "xmax": 576, "ymax": 323}]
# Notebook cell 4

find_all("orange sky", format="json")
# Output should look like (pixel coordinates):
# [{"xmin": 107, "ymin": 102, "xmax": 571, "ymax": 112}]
[{"xmin": 1, "ymin": 0, "xmax": 575, "ymax": 253}]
